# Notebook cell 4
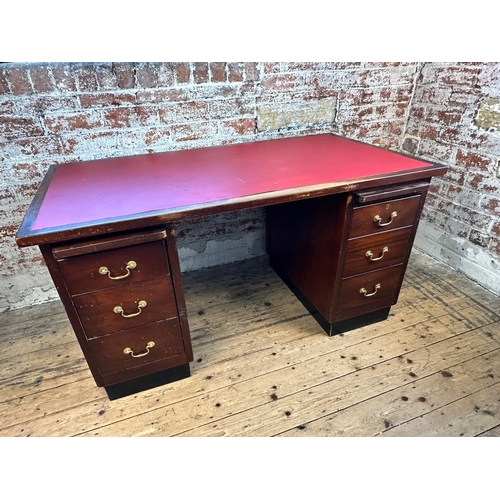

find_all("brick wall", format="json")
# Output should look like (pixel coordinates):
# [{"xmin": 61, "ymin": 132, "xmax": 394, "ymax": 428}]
[
  {"xmin": 403, "ymin": 62, "xmax": 500, "ymax": 294},
  {"xmin": 1, "ymin": 61, "xmax": 484, "ymax": 311}
]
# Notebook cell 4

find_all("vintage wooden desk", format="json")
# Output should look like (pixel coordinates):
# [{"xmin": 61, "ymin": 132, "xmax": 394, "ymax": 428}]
[{"xmin": 16, "ymin": 134, "xmax": 447, "ymax": 399}]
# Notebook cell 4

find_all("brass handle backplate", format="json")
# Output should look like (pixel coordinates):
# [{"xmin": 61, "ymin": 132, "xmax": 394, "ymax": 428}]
[
  {"xmin": 99, "ymin": 260, "xmax": 137, "ymax": 280},
  {"xmin": 113, "ymin": 300, "xmax": 147, "ymax": 318},
  {"xmin": 360, "ymin": 283, "xmax": 381, "ymax": 297},
  {"xmin": 366, "ymin": 246, "xmax": 389, "ymax": 262},
  {"xmin": 374, "ymin": 211, "xmax": 398, "ymax": 227},
  {"xmin": 123, "ymin": 341, "xmax": 155, "ymax": 358}
]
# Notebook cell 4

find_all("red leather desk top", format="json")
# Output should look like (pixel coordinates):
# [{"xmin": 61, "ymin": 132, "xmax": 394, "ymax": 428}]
[{"xmin": 18, "ymin": 134, "xmax": 439, "ymax": 246}]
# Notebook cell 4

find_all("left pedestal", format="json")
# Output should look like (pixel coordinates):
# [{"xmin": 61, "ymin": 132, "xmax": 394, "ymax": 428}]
[{"xmin": 39, "ymin": 225, "xmax": 193, "ymax": 398}]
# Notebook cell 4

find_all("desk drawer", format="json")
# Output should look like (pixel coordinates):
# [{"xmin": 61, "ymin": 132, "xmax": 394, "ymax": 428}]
[
  {"xmin": 73, "ymin": 278, "xmax": 179, "ymax": 338},
  {"xmin": 57, "ymin": 240, "xmax": 171, "ymax": 296},
  {"xmin": 88, "ymin": 319, "xmax": 186, "ymax": 377},
  {"xmin": 336, "ymin": 265, "xmax": 404, "ymax": 313},
  {"xmin": 343, "ymin": 226, "xmax": 413, "ymax": 278},
  {"xmin": 350, "ymin": 194, "xmax": 421, "ymax": 238}
]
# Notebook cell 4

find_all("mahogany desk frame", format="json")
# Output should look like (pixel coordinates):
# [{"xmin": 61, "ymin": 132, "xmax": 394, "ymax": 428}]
[{"xmin": 16, "ymin": 134, "xmax": 447, "ymax": 399}]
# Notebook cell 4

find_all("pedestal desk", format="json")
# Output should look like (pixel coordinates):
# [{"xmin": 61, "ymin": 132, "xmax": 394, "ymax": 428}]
[{"xmin": 16, "ymin": 134, "xmax": 447, "ymax": 399}]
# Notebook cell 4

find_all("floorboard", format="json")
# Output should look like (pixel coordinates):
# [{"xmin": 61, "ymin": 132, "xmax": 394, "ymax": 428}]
[{"xmin": 1, "ymin": 249, "xmax": 499, "ymax": 437}]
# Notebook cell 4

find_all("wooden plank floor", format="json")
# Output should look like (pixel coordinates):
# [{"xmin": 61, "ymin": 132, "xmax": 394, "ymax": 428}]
[{"xmin": 1, "ymin": 248, "xmax": 500, "ymax": 437}]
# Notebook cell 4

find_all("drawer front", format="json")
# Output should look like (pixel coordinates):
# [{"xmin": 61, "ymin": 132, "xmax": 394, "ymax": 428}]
[
  {"xmin": 88, "ymin": 319, "xmax": 185, "ymax": 377},
  {"xmin": 57, "ymin": 240, "xmax": 170, "ymax": 295},
  {"xmin": 73, "ymin": 278, "xmax": 179, "ymax": 338},
  {"xmin": 336, "ymin": 265, "xmax": 404, "ymax": 313},
  {"xmin": 343, "ymin": 227, "xmax": 413, "ymax": 278},
  {"xmin": 350, "ymin": 194, "xmax": 421, "ymax": 239}
]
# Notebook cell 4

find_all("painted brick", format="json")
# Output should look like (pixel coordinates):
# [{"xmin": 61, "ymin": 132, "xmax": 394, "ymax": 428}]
[
  {"xmin": 29, "ymin": 65, "xmax": 53, "ymax": 93},
  {"xmin": 154, "ymin": 63, "xmax": 175, "ymax": 87},
  {"xmin": 74, "ymin": 65, "xmax": 98, "ymax": 92},
  {"xmin": 103, "ymin": 106, "xmax": 158, "ymax": 129},
  {"xmin": 159, "ymin": 101, "xmax": 210, "ymax": 124},
  {"xmin": 135, "ymin": 63, "xmax": 157, "ymax": 88},
  {"xmin": 244, "ymin": 63, "xmax": 259, "ymax": 82},
  {"xmin": 228, "ymin": 63, "xmax": 244, "ymax": 82},
  {"xmin": 175, "ymin": 63, "xmax": 191, "ymax": 84},
  {"xmin": 44, "ymin": 111, "xmax": 103, "ymax": 133},
  {"xmin": 6, "ymin": 67, "xmax": 32, "ymax": 94},
  {"xmin": 80, "ymin": 92, "xmax": 136, "ymax": 108},
  {"xmin": 0, "ymin": 116, "xmax": 44, "ymax": 139},
  {"xmin": 113, "ymin": 63, "xmax": 136, "ymax": 89},
  {"xmin": 0, "ymin": 69, "xmax": 10, "ymax": 93},
  {"xmin": 171, "ymin": 121, "xmax": 218, "ymax": 142},
  {"xmin": 210, "ymin": 63, "xmax": 226, "ymax": 83},
  {"xmin": 51, "ymin": 64, "xmax": 78, "ymax": 92},
  {"xmin": 3, "ymin": 61, "xmax": 500, "ymax": 311},
  {"xmin": 456, "ymin": 149, "xmax": 493, "ymax": 170},
  {"xmin": 137, "ymin": 88, "xmax": 189, "ymax": 105},
  {"xmin": 95, "ymin": 64, "xmax": 119, "ymax": 90},
  {"xmin": 219, "ymin": 118, "xmax": 256, "ymax": 136}
]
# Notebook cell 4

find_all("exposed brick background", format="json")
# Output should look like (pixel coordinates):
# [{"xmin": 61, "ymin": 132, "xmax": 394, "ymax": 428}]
[
  {"xmin": 403, "ymin": 63, "xmax": 500, "ymax": 294},
  {"xmin": 1, "ymin": 62, "xmax": 499, "ymax": 310}
]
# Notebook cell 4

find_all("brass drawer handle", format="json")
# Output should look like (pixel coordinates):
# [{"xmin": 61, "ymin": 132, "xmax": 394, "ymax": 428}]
[
  {"xmin": 359, "ymin": 283, "xmax": 381, "ymax": 297},
  {"xmin": 113, "ymin": 300, "xmax": 147, "ymax": 318},
  {"xmin": 99, "ymin": 260, "xmax": 137, "ymax": 280},
  {"xmin": 123, "ymin": 341, "xmax": 155, "ymax": 358},
  {"xmin": 374, "ymin": 211, "xmax": 398, "ymax": 227},
  {"xmin": 366, "ymin": 246, "xmax": 389, "ymax": 261}
]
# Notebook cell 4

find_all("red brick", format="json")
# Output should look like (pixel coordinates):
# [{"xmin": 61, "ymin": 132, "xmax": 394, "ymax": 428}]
[
  {"xmin": 439, "ymin": 66, "xmax": 480, "ymax": 87},
  {"xmin": 60, "ymin": 130, "xmax": 116, "ymax": 155},
  {"xmin": 25, "ymin": 96, "xmax": 76, "ymax": 115},
  {"xmin": 6, "ymin": 67, "xmax": 32, "ymax": 94},
  {"xmin": 51, "ymin": 64, "xmax": 77, "ymax": 92},
  {"xmin": 144, "ymin": 128, "xmax": 171, "ymax": 146},
  {"xmin": 175, "ymin": 63, "xmax": 190, "ymax": 84},
  {"xmin": 456, "ymin": 149, "xmax": 492, "ymax": 170},
  {"xmin": 488, "ymin": 236, "xmax": 500, "ymax": 256},
  {"xmin": 0, "ymin": 69, "xmax": 10, "ymax": 93},
  {"xmin": 219, "ymin": 118, "xmax": 255, "ymax": 135},
  {"xmin": 29, "ymin": 65, "xmax": 54, "ymax": 93},
  {"xmin": 490, "ymin": 221, "xmax": 500, "ymax": 238},
  {"xmin": 262, "ymin": 74, "xmax": 302, "ymax": 93},
  {"xmin": 113, "ymin": 63, "xmax": 136, "ymax": 89},
  {"xmin": 228, "ymin": 63, "xmax": 244, "ymax": 82},
  {"xmin": 171, "ymin": 121, "xmax": 217, "ymax": 142},
  {"xmin": 0, "ymin": 99, "xmax": 15, "ymax": 114},
  {"xmin": 103, "ymin": 106, "xmax": 158, "ymax": 128},
  {"xmin": 13, "ymin": 136, "xmax": 63, "ymax": 156},
  {"xmin": 480, "ymin": 197, "xmax": 500, "ymax": 215},
  {"xmin": 466, "ymin": 171, "xmax": 498, "ymax": 193},
  {"xmin": 80, "ymin": 92, "xmax": 136, "ymax": 108},
  {"xmin": 0, "ymin": 116, "xmax": 44, "ymax": 139},
  {"xmin": 263, "ymin": 63, "xmax": 281, "ymax": 73},
  {"xmin": 10, "ymin": 163, "xmax": 43, "ymax": 182},
  {"xmin": 136, "ymin": 63, "xmax": 157, "ymax": 88},
  {"xmin": 193, "ymin": 63, "xmax": 209, "ymax": 84},
  {"xmin": 210, "ymin": 63, "xmax": 226, "ymax": 83},
  {"xmin": 44, "ymin": 111, "xmax": 103, "ymax": 133}
]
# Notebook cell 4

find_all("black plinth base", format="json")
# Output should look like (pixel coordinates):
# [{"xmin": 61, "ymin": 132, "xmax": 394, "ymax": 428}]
[
  {"xmin": 104, "ymin": 363, "xmax": 191, "ymax": 400},
  {"xmin": 313, "ymin": 307, "xmax": 391, "ymax": 336},
  {"xmin": 271, "ymin": 263, "xmax": 391, "ymax": 336}
]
